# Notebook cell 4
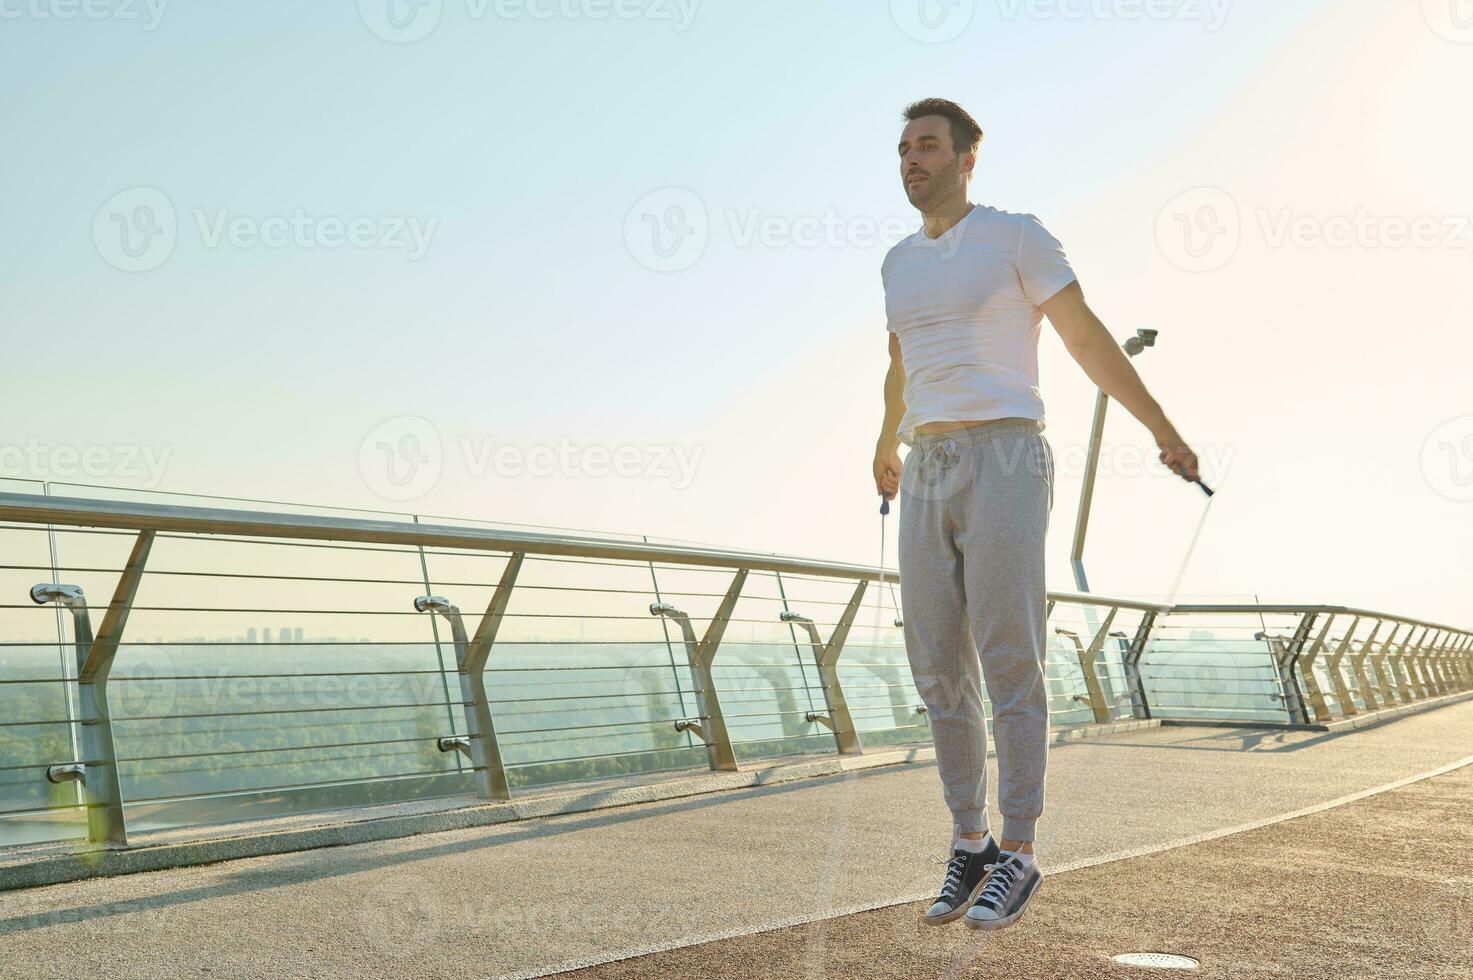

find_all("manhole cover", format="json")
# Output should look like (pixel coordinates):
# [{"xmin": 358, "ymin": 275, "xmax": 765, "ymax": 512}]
[{"xmin": 1112, "ymin": 952, "xmax": 1201, "ymax": 970}]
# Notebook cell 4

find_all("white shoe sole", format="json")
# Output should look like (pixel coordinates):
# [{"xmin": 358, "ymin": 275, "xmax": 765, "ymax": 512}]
[{"xmin": 922, "ymin": 872, "xmax": 992, "ymax": 927}]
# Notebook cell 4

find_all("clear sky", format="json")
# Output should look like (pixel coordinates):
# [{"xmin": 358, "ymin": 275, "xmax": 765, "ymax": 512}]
[{"xmin": 4, "ymin": 0, "xmax": 1471, "ymax": 625}]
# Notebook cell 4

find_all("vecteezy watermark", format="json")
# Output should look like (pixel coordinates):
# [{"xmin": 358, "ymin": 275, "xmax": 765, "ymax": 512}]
[
  {"xmin": 1155, "ymin": 187, "xmax": 1241, "ymax": 273},
  {"xmin": 891, "ymin": 0, "xmax": 1229, "ymax": 42},
  {"xmin": 0, "ymin": 438, "xmax": 172, "ymax": 487},
  {"xmin": 357, "ymin": 415, "xmax": 706, "ymax": 501},
  {"xmin": 92, "ymin": 187, "xmax": 177, "ymax": 272},
  {"xmin": 1421, "ymin": 415, "xmax": 1473, "ymax": 503},
  {"xmin": 1156, "ymin": 186, "xmax": 1473, "ymax": 273},
  {"xmin": 1257, "ymin": 208, "xmax": 1473, "ymax": 253},
  {"xmin": 458, "ymin": 436, "xmax": 704, "ymax": 489},
  {"xmin": 92, "ymin": 186, "xmax": 438, "ymax": 272},
  {"xmin": 996, "ymin": 0, "xmax": 1231, "ymax": 30},
  {"xmin": 358, "ymin": 0, "xmax": 700, "ymax": 43},
  {"xmin": 1422, "ymin": 0, "xmax": 1473, "ymax": 43},
  {"xmin": 359, "ymin": 416, "xmax": 444, "ymax": 502},
  {"xmin": 623, "ymin": 186, "xmax": 921, "ymax": 272},
  {"xmin": 624, "ymin": 187, "xmax": 709, "ymax": 273},
  {"xmin": 354, "ymin": 874, "xmax": 445, "ymax": 954},
  {"xmin": 0, "ymin": 0, "xmax": 169, "ymax": 30},
  {"xmin": 890, "ymin": 0, "xmax": 975, "ymax": 43}
]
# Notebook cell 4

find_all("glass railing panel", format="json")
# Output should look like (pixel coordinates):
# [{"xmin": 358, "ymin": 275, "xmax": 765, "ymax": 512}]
[
  {"xmin": 775, "ymin": 571, "xmax": 927, "ymax": 750},
  {"xmin": 435, "ymin": 554, "xmax": 703, "ymax": 789},
  {"xmin": 0, "ymin": 517, "xmax": 83, "ymax": 847},
  {"xmin": 41, "ymin": 524, "xmax": 472, "ymax": 833},
  {"xmin": 1142, "ymin": 611, "xmax": 1291, "ymax": 722}
]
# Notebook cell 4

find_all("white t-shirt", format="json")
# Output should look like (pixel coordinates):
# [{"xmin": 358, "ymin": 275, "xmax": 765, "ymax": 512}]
[{"xmin": 882, "ymin": 204, "xmax": 1077, "ymax": 446}]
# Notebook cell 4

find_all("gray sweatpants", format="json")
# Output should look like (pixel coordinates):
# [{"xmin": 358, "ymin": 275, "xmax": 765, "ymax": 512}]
[{"xmin": 897, "ymin": 417, "xmax": 1054, "ymax": 843}]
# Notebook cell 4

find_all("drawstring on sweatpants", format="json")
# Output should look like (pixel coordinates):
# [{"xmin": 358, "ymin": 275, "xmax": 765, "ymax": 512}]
[{"xmin": 915, "ymin": 436, "xmax": 960, "ymax": 478}]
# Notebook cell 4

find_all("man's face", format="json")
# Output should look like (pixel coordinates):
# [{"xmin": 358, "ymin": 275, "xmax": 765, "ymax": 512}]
[{"xmin": 898, "ymin": 115, "xmax": 971, "ymax": 210}]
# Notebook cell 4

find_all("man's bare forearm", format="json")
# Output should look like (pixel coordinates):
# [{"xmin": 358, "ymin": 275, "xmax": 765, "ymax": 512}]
[
  {"xmin": 1063, "ymin": 327, "xmax": 1171, "ymax": 435},
  {"xmin": 879, "ymin": 360, "xmax": 907, "ymax": 448}
]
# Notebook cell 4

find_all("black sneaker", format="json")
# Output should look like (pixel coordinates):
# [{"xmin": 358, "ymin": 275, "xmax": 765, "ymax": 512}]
[
  {"xmin": 923, "ymin": 837, "xmax": 1001, "ymax": 926},
  {"xmin": 963, "ymin": 851, "xmax": 1044, "ymax": 931}
]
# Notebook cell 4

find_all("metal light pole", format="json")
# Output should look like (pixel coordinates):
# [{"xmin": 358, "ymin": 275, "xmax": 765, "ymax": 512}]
[
  {"xmin": 1068, "ymin": 329, "xmax": 1157, "ymax": 717},
  {"xmin": 1071, "ymin": 328, "xmax": 1158, "ymax": 593}
]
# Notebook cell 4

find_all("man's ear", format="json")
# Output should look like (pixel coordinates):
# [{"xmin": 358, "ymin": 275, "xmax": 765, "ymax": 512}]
[{"xmin": 963, "ymin": 150, "xmax": 978, "ymax": 178}]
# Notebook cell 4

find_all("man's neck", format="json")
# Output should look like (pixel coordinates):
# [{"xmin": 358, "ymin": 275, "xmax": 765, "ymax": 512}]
[{"xmin": 921, "ymin": 197, "xmax": 975, "ymax": 240}]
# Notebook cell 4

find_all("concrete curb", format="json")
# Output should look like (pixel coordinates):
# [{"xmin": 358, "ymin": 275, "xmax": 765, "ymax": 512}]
[
  {"xmin": 1155, "ymin": 689, "xmax": 1473, "ymax": 733},
  {"xmin": 0, "ymin": 718, "xmax": 1158, "ymax": 893},
  {"xmin": 1318, "ymin": 688, "xmax": 1473, "ymax": 732}
]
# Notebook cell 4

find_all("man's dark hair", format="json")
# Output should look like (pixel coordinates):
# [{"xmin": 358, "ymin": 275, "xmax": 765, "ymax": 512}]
[{"xmin": 902, "ymin": 98, "xmax": 984, "ymax": 156}]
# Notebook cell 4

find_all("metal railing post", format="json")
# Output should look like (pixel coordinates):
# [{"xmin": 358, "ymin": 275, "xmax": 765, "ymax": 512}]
[
  {"xmin": 1399, "ymin": 626, "xmax": 1431, "ymax": 701},
  {"xmin": 1349, "ymin": 619, "xmax": 1383, "ymax": 712},
  {"xmin": 1437, "ymin": 634, "xmax": 1460, "ymax": 691},
  {"xmin": 1323, "ymin": 616, "xmax": 1360, "ymax": 718},
  {"xmin": 1436, "ymin": 631, "xmax": 1460, "ymax": 694},
  {"xmin": 1262, "ymin": 612, "xmax": 1315, "ymax": 725},
  {"xmin": 1445, "ymin": 635, "xmax": 1463, "ymax": 689},
  {"xmin": 1294, "ymin": 614, "xmax": 1335, "ymax": 722},
  {"xmin": 1455, "ymin": 634, "xmax": 1473, "ymax": 689},
  {"xmin": 1122, "ymin": 610, "xmax": 1158, "ymax": 720},
  {"xmin": 32, "ymin": 529, "xmax": 153, "ymax": 847},
  {"xmin": 1374, "ymin": 623, "xmax": 1402, "ymax": 704},
  {"xmin": 781, "ymin": 580, "xmax": 868, "ymax": 756},
  {"xmin": 1381, "ymin": 624, "xmax": 1406, "ymax": 702},
  {"xmin": 1421, "ymin": 629, "xmax": 1448, "ymax": 696},
  {"xmin": 650, "ymin": 569, "xmax": 745, "ymax": 772},
  {"xmin": 1054, "ymin": 606, "xmax": 1118, "ymax": 725},
  {"xmin": 1422, "ymin": 629, "xmax": 1445, "ymax": 696},
  {"xmin": 1372, "ymin": 623, "xmax": 1402, "ymax": 704},
  {"xmin": 413, "ymin": 552, "xmax": 522, "ymax": 802},
  {"xmin": 1442, "ymin": 633, "xmax": 1464, "ymax": 690},
  {"xmin": 1403, "ymin": 625, "xmax": 1432, "ymax": 701}
]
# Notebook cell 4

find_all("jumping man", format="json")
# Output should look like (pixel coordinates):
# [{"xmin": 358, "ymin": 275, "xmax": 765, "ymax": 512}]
[{"xmin": 871, "ymin": 98, "xmax": 1201, "ymax": 931}]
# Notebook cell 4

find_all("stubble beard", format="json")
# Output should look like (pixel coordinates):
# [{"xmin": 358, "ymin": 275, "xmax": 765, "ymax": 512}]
[{"xmin": 907, "ymin": 156, "xmax": 965, "ymax": 213}]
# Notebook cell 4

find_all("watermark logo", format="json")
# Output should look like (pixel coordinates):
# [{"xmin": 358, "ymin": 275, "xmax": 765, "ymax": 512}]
[
  {"xmin": 359, "ymin": 0, "xmax": 444, "ymax": 43},
  {"xmin": 192, "ymin": 209, "xmax": 437, "ymax": 259},
  {"xmin": 890, "ymin": 0, "xmax": 974, "ymax": 43},
  {"xmin": 1159, "ymin": 186, "xmax": 1473, "ymax": 272},
  {"xmin": 624, "ymin": 187, "xmax": 923, "ymax": 272},
  {"xmin": 359, "ymin": 0, "xmax": 699, "ymax": 42},
  {"xmin": 355, "ymin": 875, "xmax": 444, "ymax": 953},
  {"xmin": 0, "ymin": 439, "xmax": 172, "ymax": 487},
  {"xmin": 1258, "ymin": 208, "xmax": 1473, "ymax": 253},
  {"xmin": 358, "ymin": 415, "xmax": 444, "ymax": 502},
  {"xmin": 1421, "ymin": 415, "xmax": 1473, "ymax": 502},
  {"xmin": 996, "ymin": 0, "xmax": 1231, "ymax": 31},
  {"xmin": 1423, "ymin": 0, "xmax": 1473, "ymax": 43},
  {"xmin": 624, "ymin": 187, "xmax": 709, "ymax": 272},
  {"xmin": 458, "ymin": 436, "xmax": 704, "ymax": 488},
  {"xmin": 92, "ymin": 187, "xmax": 438, "ymax": 271},
  {"xmin": 93, "ymin": 187, "xmax": 177, "ymax": 273},
  {"xmin": 1156, "ymin": 186, "xmax": 1241, "ymax": 273},
  {"xmin": 0, "ymin": 0, "xmax": 169, "ymax": 30},
  {"xmin": 112, "ymin": 649, "xmax": 181, "ymax": 721},
  {"xmin": 356, "ymin": 421, "xmax": 706, "ymax": 502}
]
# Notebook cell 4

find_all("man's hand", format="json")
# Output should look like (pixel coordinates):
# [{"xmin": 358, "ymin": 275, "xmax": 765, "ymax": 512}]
[
  {"xmin": 874, "ymin": 438, "xmax": 903, "ymax": 501},
  {"xmin": 1154, "ymin": 424, "xmax": 1201, "ymax": 484}
]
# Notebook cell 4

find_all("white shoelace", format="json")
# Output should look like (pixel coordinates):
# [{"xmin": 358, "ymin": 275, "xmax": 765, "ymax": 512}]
[
  {"xmin": 939, "ymin": 853, "xmax": 967, "ymax": 897},
  {"xmin": 976, "ymin": 855, "xmax": 1028, "ymax": 907}
]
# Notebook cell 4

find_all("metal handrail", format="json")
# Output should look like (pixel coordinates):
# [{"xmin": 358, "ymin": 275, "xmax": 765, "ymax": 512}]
[
  {"xmin": 0, "ymin": 492, "xmax": 1169, "ymax": 610},
  {"xmin": 1, "ymin": 489, "xmax": 1468, "ymax": 851},
  {"xmin": 1170, "ymin": 603, "xmax": 1469, "ymax": 638}
]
